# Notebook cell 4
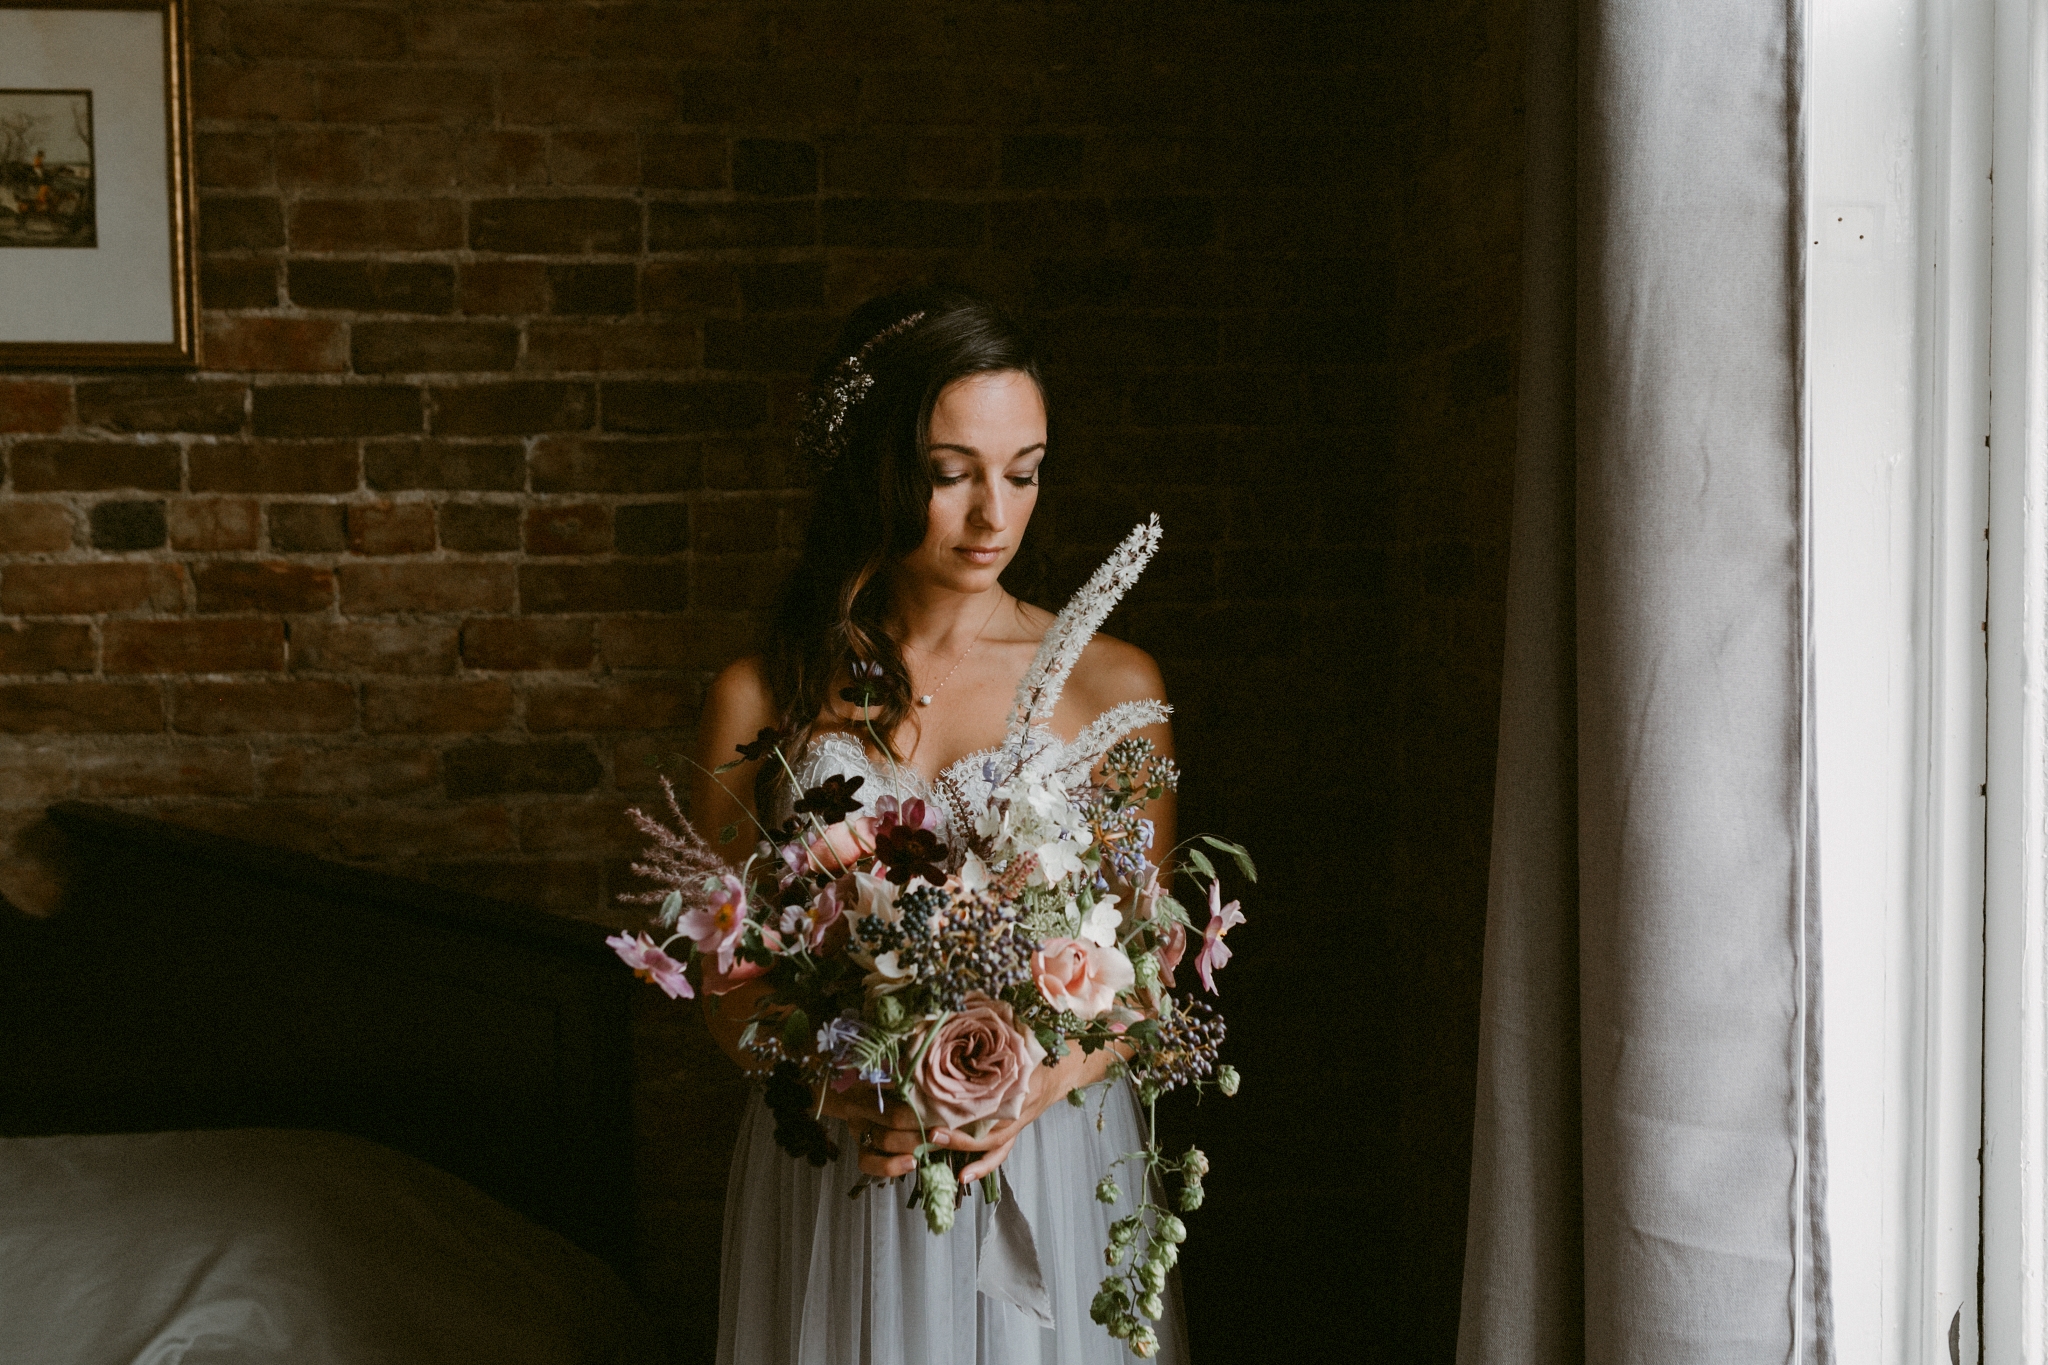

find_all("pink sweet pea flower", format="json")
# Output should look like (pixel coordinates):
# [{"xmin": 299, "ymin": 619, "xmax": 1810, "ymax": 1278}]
[
  {"xmin": 799, "ymin": 814, "xmax": 877, "ymax": 875},
  {"xmin": 1195, "ymin": 880, "xmax": 1244, "ymax": 994},
  {"xmin": 607, "ymin": 932, "xmax": 693, "ymax": 1000},
  {"xmin": 873, "ymin": 794, "xmax": 938, "ymax": 833},
  {"xmin": 678, "ymin": 871, "xmax": 750, "ymax": 972}
]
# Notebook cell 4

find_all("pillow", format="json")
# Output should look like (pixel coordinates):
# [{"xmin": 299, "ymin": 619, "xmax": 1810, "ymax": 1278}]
[{"xmin": 0, "ymin": 1129, "xmax": 664, "ymax": 1365}]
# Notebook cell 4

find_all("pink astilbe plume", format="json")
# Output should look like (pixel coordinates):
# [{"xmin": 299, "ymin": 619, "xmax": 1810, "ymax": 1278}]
[{"xmin": 619, "ymin": 777, "xmax": 732, "ymax": 916}]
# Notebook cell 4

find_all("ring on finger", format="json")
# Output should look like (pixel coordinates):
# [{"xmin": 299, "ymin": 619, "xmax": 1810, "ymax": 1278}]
[{"xmin": 859, "ymin": 1126, "xmax": 878, "ymax": 1153}]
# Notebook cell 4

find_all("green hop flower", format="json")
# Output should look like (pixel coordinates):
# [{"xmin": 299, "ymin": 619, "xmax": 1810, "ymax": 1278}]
[
  {"xmin": 1108, "ymin": 1313, "xmax": 1136, "ymax": 1340},
  {"xmin": 1182, "ymin": 1146, "xmax": 1210, "ymax": 1178},
  {"xmin": 873, "ymin": 994, "xmax": 905, "ymax": 1029},
  {"xmin": 1090, "ymin": 1278, "xmax": 1129, "ymax": 1327},
  {"xmin": 1137, "ymin": 1259, "xmax": 1166, "ymax": 1294},
  {"xmin": 1110, "ymin": 1215, "xmax": 1141, "ymax": 1247},
  {"xmin": 1216, "ymin": 1065, "xmax": 1240, "ymax": 1097},
  {"xmin": 1157, "ymin": 1213, "xmax": 1187, "ymax": 1244},
  {"xmin": 1095, "ymin": 1175, "xmax": 1122, "ymax": 1205},
  {"xmin": 1130, "ymin": 1324, "xmax": 1161, "ymax": 1357},
  {"xmin": 1149, "ymin": 1239, "xmax": 1180, "ymax": 1270},
  {"xmin": 1133, "ymin": 952, "xmax": 1161, "ymax": 987},
  {"xmin": 919, "ymin": 1158, "xmax": 957, "ymax": 1235},
  {"xmin": 1140, "ymin": 1291, "xmax": 1165, "ymax": 1320},
  {"xmin": 1105, "ymin": 1241, "xmax": 1126, "ymax": 1267},
  {"xmin": 1179, "ymin": 1180, "xmax": 1205, "ymax": 1212},
  {"xmin": 1138, "ymin": 1083, "xmax": 1162, "ymax": 1107},
  {"xmin": 1066, "ymin": 1087, "xmax": 1086, "ymax": 1107}
]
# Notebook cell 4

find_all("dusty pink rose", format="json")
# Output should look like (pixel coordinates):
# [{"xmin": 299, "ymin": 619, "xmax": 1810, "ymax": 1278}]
[
  {"xmin": 910, "ymin": 993, "xmax": 1047, "ymax": 1132},
  {"xmin": 1033, "ymin": 936, "xmax": 1137, "ymax": 1020},
  {"xmin": 800, "ymin": 815, "xmax": 877, "ymax": 874}
]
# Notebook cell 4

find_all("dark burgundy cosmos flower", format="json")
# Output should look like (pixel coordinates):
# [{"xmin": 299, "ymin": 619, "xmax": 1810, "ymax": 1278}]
[
  {"xmin": 735, "ymin": 726, "xmax": 790, "ymax": 763},
  {"xmin": 794, "ymin": 773, "xmax": 866, "ymax": 823},
  {"xmin": 874, "ymin": 824, "xmax": 947, "ymax": 886}
]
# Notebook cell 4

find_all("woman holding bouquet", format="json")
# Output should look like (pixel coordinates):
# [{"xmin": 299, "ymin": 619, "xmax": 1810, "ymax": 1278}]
[{"xmin": 690, "ymin": 287, "xmax": 1192, "ymax": 1364}]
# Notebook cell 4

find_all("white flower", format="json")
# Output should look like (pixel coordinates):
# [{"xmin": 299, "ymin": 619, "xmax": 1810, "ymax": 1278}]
[
  {"xmin": 1080, "ymin": 897, "xmax": 1122, "ymax": 948},
  {"xmin": 847, "ymin": 870, "xmax": 900, "ymax": 923},
  {"xmin": 955, "ymin": 853, "xmax": 990, "ymax": 894}
]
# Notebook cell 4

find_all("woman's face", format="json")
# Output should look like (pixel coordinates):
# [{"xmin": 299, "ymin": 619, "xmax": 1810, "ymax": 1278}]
[{"xmin": 899, "ymin": 368, "xmax": 1046, "ymax": 594}]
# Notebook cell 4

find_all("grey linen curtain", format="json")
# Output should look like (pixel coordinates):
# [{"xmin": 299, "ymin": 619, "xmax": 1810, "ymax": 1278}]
[{"xmin": 1456, "ymin": 2, "xmax": 1828, "ymax": 1362}]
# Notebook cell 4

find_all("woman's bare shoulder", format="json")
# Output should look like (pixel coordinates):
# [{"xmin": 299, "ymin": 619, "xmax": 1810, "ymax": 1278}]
[
  {"xmin": 1067, "ymin": 632, "xmax": 1168, "ymax": 710},
  {"xmin": 706, "ymin": 654, "xmax": 777, "ymax": 727}
]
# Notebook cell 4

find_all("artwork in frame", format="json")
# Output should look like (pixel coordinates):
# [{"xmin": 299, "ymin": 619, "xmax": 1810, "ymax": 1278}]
[{"xmin": 0, "ymin": 0, "xmax": 197, "ymax": 367}]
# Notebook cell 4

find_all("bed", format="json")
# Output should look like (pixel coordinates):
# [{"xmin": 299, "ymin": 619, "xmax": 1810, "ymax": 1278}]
[{"xmin": 0, "ymin": 803, "xmax": 661, "ymax": 1364}]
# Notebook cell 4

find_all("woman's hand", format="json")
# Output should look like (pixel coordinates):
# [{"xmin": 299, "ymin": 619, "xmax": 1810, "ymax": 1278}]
[
  {"xmin": 937, "ymin": 1038, "xmax": 1128, "ymax": 1185},
  {"xmin": 819, "ymin": 1084, "xmax": 930, "ymax": 1181}
]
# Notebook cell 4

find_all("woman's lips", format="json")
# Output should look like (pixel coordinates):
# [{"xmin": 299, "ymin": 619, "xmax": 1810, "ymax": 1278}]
[{"xmin": 955, "ymin": 546, "xmax": 1003, "ymax": 565}]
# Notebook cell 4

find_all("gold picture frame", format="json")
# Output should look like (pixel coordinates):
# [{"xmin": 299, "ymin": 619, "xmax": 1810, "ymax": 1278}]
[{"xmin": 0, "ymin": 0, "xmax": 198, "ymax": 368}]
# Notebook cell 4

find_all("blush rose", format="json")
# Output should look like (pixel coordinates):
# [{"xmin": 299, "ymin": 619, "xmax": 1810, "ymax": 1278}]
[
  {"xmin": 1033, "ymin": 936, "xmax": 1137, "ymax": 1020},
  {"xmin": 910, "ymin": 993, "xmax": 1047, "ymax": 1132}
]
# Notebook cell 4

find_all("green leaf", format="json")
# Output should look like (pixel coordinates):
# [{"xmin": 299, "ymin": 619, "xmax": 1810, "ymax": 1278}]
[
  {"xmin": 781, "ymin": 1009, "xmax": 812, "ymax": 1055},
  {"xmin": 1184, "ymin": 847, "xmax": 1216, "ymax": 880},
  {"xmin": 1202, "ymin": 835, "xmax": 1259, "ymax": 883},
  {"xmin": 720, "ymin": 823, "xmax": 739, "ymax": 845},
  {"xmin": 713, "ymin": 758, "xmax": 744, "ymax": 774}
]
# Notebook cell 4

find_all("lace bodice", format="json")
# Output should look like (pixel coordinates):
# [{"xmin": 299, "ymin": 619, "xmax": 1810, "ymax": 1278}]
[{"xmin": 773, "ymin": 729, "xmax": 1056, "ymax": 858}]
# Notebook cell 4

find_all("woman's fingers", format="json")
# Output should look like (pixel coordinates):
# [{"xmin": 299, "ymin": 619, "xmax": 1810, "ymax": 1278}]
[{"xmin": 960, "ymin": 1135, "xmax": 1017, "ymax": 1184}]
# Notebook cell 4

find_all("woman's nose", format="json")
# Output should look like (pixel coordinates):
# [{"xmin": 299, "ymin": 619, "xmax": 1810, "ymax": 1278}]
[{"xmin": 969, "ymin": 481, "xmax": 1009, "ymax": 530}]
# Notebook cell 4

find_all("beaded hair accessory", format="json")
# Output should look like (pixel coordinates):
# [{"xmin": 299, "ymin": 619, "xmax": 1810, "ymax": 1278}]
[{"xmin": 795, "ymin": 310, "xmax": 927, "ymax": 472}]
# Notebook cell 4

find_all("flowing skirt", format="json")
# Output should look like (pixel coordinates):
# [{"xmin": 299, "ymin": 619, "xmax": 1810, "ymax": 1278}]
[{"xmin": 716, "ymin": 1084, "xmax": 1190, "ymax": 1365}]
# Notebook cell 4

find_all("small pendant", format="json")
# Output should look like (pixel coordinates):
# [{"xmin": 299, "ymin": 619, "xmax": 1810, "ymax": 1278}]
[{"xmin": 917, "ymin": 694, "xmax": 933, "ymax": 707}]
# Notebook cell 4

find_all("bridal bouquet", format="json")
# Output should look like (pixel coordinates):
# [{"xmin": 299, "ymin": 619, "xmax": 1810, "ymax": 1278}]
[{"xmin": 609, "ymin": 519, "xmax": 1249, "ymax": 1355}]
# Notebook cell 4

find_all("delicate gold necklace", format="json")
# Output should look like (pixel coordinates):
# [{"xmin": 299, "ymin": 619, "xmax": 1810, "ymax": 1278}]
[{"xmin": 908, "ymin": 595, "xmax": 1005, "ymax": 707}]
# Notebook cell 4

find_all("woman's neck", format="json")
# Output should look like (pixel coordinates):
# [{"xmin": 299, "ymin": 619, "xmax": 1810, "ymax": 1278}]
[{"xmin": 883, "ymin": 572, "xmax": 1010, "ymax": 655}]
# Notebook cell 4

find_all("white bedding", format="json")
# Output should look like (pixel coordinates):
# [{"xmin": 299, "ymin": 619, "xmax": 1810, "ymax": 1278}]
[{"xmin": 0, "ymin": 1129, "xmax": 664, "ymax": 1365}]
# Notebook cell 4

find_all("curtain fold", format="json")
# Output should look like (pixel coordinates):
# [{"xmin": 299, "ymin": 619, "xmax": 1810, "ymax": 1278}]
[{"xmin": 1457, "ymin": 2, "xmax": 1826, "ymax": 1361}]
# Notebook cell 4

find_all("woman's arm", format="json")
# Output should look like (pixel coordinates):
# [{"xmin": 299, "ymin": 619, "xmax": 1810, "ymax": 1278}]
[{"xmin": 692, "ymin": 657, "xmax": 781, "ymax": 1072}]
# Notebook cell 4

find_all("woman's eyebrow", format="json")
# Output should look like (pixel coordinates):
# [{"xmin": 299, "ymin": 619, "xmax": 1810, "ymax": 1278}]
[{"xmin": 927, "ymin": 442, "xmax": 1048, "ymax": 458}]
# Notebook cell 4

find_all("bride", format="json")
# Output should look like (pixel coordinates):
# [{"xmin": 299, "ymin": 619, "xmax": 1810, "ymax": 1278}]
[{"xmin": 690, "ymin": 287, "xmax": 1192, "ymax": 1364}]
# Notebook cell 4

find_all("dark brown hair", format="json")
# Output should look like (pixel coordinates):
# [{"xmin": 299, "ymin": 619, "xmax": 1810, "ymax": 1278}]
[{"xmin": 761, "ymin": 286, "xmax": 1046, "ymax": 788}]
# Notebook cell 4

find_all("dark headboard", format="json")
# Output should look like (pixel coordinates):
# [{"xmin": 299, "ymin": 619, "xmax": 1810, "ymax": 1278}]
[{"xmin": 0, "ymin": 803, "xmax": 637, "ymax": 1283}]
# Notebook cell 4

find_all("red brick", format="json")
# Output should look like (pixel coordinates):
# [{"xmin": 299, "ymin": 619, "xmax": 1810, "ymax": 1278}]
[
  {"xmin": 548, "ymin": 131, "xmax": 639, "ymax": 187},
  {"xmin": 267, "ymin": 502, "xmax": 345, "ymax": 552},
  {"xmin": 525, "ymin": 679, "xmax": 695, "ymax": 731},
  {"xmin": 363, "ymin": 679, "xmax": 514, "ymax": 733},
  {"xmin": 166, "ymin": 498, "xmax": 260, "ymax": 551},
  {"xmin": 614, "ymin": 502, "xmax": 689, "ymax": 554},
  {"xmin": 529, "ymin": 437, "xmax": 700, "ymax": 492},
  {"xmin": 258, "ymin": 745, "xmax": 438, "ymax": 798},
  {"xmin": 459, "ymin": 132, "xmax": 549, "ymax": 189},
  {"xmin": 642, "ymin": 136, "xmax": 727, "ymax": 191},
  {"xmin": 0, "ymin": 381, "xmax": 71, "ymax": 433},
  {"xmin": 231, "ymin": 5, "xmax": 404, "ymax": 60},
  {"xmin": 9, "ymin": 441, "xmax": 181, "ymax": 492},
  {"xmin": 75, "ymin": 744, "xmax": 254, "ymax": 797},
  {"xmin": 517, "ymin": 797, "xmax": 636, "ymax": 854},
  {"xmin": 289, "ymin": 198, "xmax": 465, "ymax": 252},
  {"xmin": 338, "ymin": 562, "xmax": 516, "ymax": 613},
  {"xmin": 201, "ymin": 317, "xmax": 348, "ymax": 373},
  {"xmin": 519, "ymin": 562, "xmax": 687, "ymax": 614},
  {"xmin": 523, "ymin": 502, "xmax": 610, "ymax": 555},
  {"xmin": 499, "ymin": 69, "xmax": 678, "ymax": 127},
  {"xmin": 437, "ymin": 503, "xmax": 521, "ymax": 552},
  {"xmin": 0, "ymin": 683, "xmax": 163, "ymax": 733},
  {"xmin": 600, "ymin": 381, "xmax": 765, "ymax": 434},
  {"xmin": 197, "ymin": 131, "xmax": 274, "ymax": 190},
  {"xmin": 1, "ymin": 564, "xmax": 186, "ymax": 615},
  {"xmin": 352, "ymin": 322, "xmax": 520, "ymax": 375},
  {"xmin": 460, "ymin": 617, "xmax": 595, "ymax": 671},
  {"xmin": 457, "ymin": 262, "xmax": 548, "ymax": 316},
  {"xmin": 331, "ymin": 803, "xmax": 515, "ymax": 860},
  {"xmin": 647, "ymin": 201, "xmax": 814, "ymax": 251},
  {"xmin": 194, "ymin": 60, "xmax": 320, "ymax": 122},
  {"xmin": 597, "ymin": 615, "xmax": 752, "ymax": 671},
  {"xmin": 253, "ymin": 386, "xmax": 423, "ymax": 439},
  {"xmin": 0, "ymin": 502, "xmax": 75, "ymax": 553},
  {"xmin": 365, "ymin": 441, "xmax": 525, "ymax": 491},
  {"xmin": 612, "ymin": 734, "xmax": 690, "ymax": 791},
  {"xmin": 288, "ymin": 618, "xmax": 458, "ymax": 675},
  {"xmin": 319, "ymin": 69, "xmax": 494, "ymax": 126},
  {"xmin": 469, "ymin": 198, "xmax": 643, "ymax": 254},
  {"xmin": 199, "ymin": 197, "xmax": 285, "ymax": 253},
  {"xmin": 189, "ymin": 441, "xmax": 358, "ymax": 493},
  {"xmin": 104, "ymin": 620, "xmax": 286, "ymax": 674},
  {"xmin": 402, "ymin": 6, "xmax": 594, "ymax": 63},
  {"xmin": 290, "ymin": 260, "xmax": 456, "ymax": 314},
  {"xmin": 201, "ymin": 259, "xmax": 280, "ymax": 309},
  {"xmin": 690, "ymin": 495, "xmax": 778, "ymax": 552},
  {"xmin": 431, "ymin": 382, "xmax": 595, "ymax": 436},
  {"xmin": 194, "ymin": 562, "xmax": 335, "ymax": 613},
  {"xmin": 273, "ymin": 128, "xmax": 372, "ymax": 189},
  {"xmin": 640, "ymin": 262, "xmax": 738, "ymax": 312},
  {"xmin": 0, "ymin": 623, "xmax": 94, "ymax": 673},
  {"xmin": 521, "ymin": 322, "xmax": 700, "ymax": 373},
  {"xmin": 0, "ymin": 745, "xmax": 77, "ymax": 803},
  {"xmin": 347, "ymin": 500, "xmax": 437, "ymax": 554},
  {"xmin": 443, "ymin": 740, "xmax": 602, "ymax": 798},
  {"xmin": 172, "ymin": 680, "xmax": 355, "ymax": 734}
]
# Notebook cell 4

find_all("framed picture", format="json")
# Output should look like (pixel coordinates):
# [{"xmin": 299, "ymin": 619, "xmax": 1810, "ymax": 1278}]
[{"xmin": 0, "ymin": 0, "xmax": 197, "ymax": 367}]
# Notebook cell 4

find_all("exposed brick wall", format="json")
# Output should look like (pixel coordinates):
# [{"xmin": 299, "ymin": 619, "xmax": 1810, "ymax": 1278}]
[{"xmin": 0, "ymin": 3, "xmax": 1521, "ymax": 1359}]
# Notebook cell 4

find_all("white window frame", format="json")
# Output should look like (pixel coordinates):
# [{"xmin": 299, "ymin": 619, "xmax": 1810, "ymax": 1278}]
[{"xmin": 1809, "ymin": 1, "xmax": 1991, "ymax": 1361}]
